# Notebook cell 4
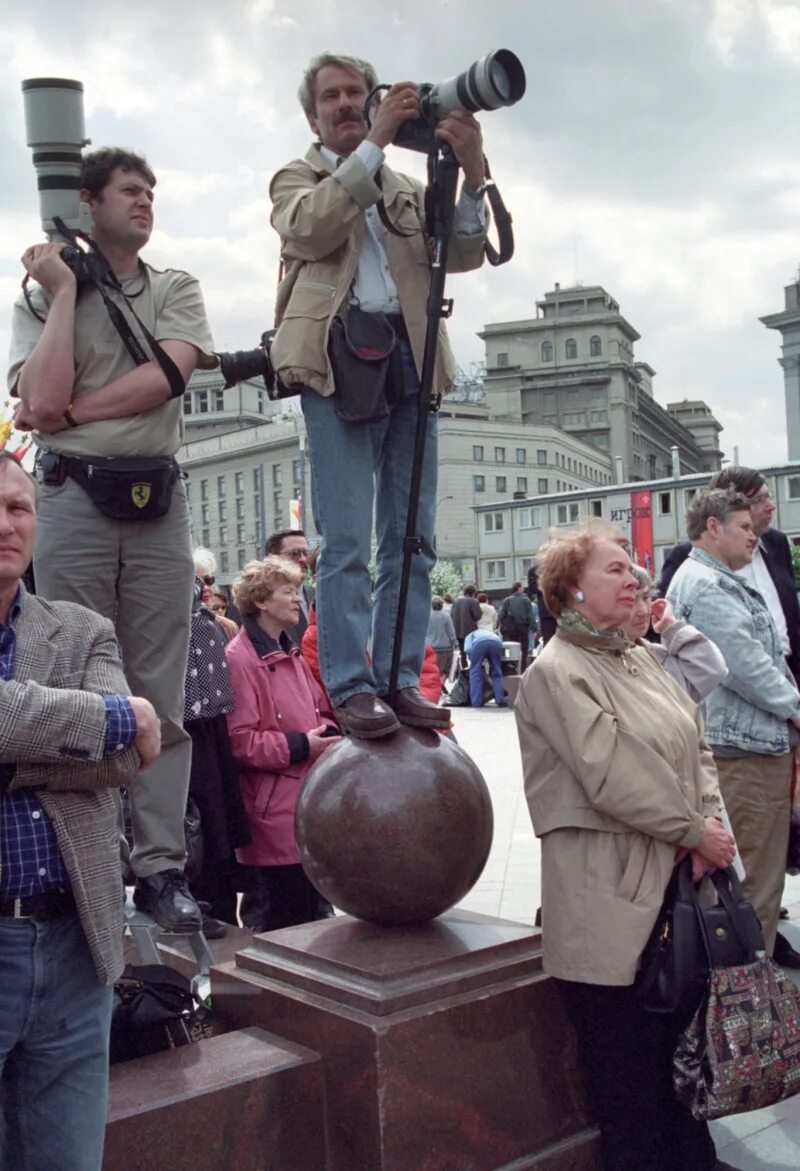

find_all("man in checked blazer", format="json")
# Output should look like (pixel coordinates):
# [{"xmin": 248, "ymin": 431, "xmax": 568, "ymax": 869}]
[{"xmin": 0, "ymin": 451, "xmax": 160, "ymax": 1171}]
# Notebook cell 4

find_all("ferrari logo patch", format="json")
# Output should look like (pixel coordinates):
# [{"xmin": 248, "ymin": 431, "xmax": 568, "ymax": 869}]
[{"xmin": 131, "ymin": 483, "xmax": 151, "ymax": 509}]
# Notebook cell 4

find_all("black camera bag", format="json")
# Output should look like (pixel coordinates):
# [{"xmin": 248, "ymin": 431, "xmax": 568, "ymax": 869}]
[
  {"xmin": 110, "ymin": 963, "xmax": 213, "ymax": 1064},
  {"xmin": 328, "ymin": 307, "xmax": 404, "ymax": 423}
]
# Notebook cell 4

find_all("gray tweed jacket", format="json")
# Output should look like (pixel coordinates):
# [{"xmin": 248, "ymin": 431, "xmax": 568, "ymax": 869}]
[{"xmin": 4, "ymin": 591, "xmax": 140, "ymax": 985}]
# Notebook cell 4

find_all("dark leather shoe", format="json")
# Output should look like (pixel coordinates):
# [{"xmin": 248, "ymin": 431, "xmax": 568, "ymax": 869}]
[
  {"xmin": 389, "ymin": 687, "xmax": 451, "ymax": 729},
  {"xmin": 333, "ymin": 693, "xmax": 400, "ymax": 740},
  {"xmin": 133, "ymin": 869, "xmax": 203, "ymax": 934},
  {"xmin": 773, "ymin": 930, "xmax": 800, "ymax": 969},
  {"xmin": 780, "ymin": 905, "xmax": 790, "ymax": 920}
]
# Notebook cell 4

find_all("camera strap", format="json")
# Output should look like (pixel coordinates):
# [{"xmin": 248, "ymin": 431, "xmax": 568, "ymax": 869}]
[
  {"xmin": 52, "ymin": 219, "xmax": 186, "ymax": 400},
  {"xmin": 480, "ymin": 157, "xmax": 514, "ymax": 267}
]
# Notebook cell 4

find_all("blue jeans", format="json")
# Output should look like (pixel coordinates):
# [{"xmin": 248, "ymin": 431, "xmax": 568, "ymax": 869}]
[
  {"xmin": 302, "ymin": 343, "xmax": 437, "ymax": 706},
  {"xmin": 0, "ymin": 913, "xmax": 113, "ymax": 1171},
  {"xmin": 468, "ymin": 639, "xmax": 506, "ymax": 706}
]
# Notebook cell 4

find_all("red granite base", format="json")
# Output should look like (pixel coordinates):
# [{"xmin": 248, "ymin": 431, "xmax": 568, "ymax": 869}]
[
  {"xmin": 103, "ymin": 1027, "xmax": 326, "ymax": 1171},
  {"xmin": 214, "ymin": 909, "xmax": 600, "ymax": 1171}
]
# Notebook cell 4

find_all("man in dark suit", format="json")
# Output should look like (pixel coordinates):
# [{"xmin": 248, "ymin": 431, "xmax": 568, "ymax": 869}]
[
  {"xmin": 658, "ymin": 466, "xmax": 800, "ymax": 968},
  {"xmin": 450, "ymin": 584, "xmax": 482, "ymax": 668},
  {"xmin": 0, "ymin": 451, "xmax": 160, "ymax": 1170},
  {"xmin": 265, "ymin": 528, "xmax": 315, "ymax": 647}
]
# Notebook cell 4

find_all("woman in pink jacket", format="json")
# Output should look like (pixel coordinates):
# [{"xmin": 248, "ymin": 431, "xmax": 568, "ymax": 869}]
[{"xmin": 226, "ymin": 556, "xmax": 341, "ymax": 930}]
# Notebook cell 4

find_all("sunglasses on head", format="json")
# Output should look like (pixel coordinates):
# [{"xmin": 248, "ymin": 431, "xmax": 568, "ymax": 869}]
[{"xmin": 203, "ymin": 575, "xmax": 215, "ymax": 586}]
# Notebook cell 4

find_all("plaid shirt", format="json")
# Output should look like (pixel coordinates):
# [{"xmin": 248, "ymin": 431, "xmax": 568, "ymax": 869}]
[{"xmin": 0, "ymin": 587, "xmax": 137, "ymax": 899}]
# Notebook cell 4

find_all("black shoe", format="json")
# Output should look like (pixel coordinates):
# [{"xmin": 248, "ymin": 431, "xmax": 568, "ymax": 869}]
[
  {"xmin": 333, "ymin": 693, "xmax": 400, "ymax": 740},
  {"xmin": 133, "ymin": 869, "xmax": 203, "ymax": 934},
  {"xmin": 201, "ymin": 916, "xmax": 228, "ymax": 940},
  {"xmin": 388, "ymin": 686, "xmax": 450, "ymax": 730},
  {"xmin": 773, "ymin": 930, "xmax": 800, "ymax": 969},
  {"xmin": 780, "ymin": 906, "xmax": 790, "ymax": 920}
]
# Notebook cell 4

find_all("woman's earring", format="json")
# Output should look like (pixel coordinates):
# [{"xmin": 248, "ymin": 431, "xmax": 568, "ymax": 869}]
[{"xmin": 574, "ymin": 590, "xmax": 586, "ymax": 602}]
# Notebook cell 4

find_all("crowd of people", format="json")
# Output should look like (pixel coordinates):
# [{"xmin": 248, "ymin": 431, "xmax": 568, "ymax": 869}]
[{"xmin": 1, "ymin": 37, "xmax": 792, "ymax": 1171}]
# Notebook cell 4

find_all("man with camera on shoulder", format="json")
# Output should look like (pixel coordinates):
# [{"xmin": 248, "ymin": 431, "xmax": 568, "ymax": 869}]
[
  {"xmin": 8, "ymin": 148, "xmax": 216, "ymax": 932},
  {"xmin": 269, "ymin": 52, "xmax": 488, "ymax": 740}
]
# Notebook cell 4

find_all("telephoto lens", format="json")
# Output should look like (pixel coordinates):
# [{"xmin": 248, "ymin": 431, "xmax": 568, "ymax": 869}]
[
  {"xmin": 424, "ymin": 50, "xmax": 526, "ymax": 120},
  {"xmin": 21, "ymin": 77, "xmax": 91, "ymax": 237}
]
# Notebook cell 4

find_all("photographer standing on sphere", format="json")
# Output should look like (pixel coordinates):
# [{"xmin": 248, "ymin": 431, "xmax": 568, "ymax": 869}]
[
  {"xmin": 270, "ymin": 52, "xmax": 488, "ymax": 739},
  {"xmin": 8, "ymin": 148, "xmax": 216, "ymax": 933}
]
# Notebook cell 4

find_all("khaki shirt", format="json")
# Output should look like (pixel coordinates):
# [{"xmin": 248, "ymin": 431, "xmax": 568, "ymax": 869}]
[{"xmin": 8, "ymin": 264, "xmax": 215, "ymax": 458}]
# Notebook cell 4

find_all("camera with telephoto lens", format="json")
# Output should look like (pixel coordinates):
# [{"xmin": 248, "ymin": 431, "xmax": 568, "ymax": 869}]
[
  {"xmin": 216, "ymin": 331, "xmax": 280, "ymax": 395},
  {"xmin": 21, "ymin": 76, "xmax": 110, "ymax": 292},
  {"xmin": 370, "ymin": 49, "xmax": 527, "ymax": 155}
]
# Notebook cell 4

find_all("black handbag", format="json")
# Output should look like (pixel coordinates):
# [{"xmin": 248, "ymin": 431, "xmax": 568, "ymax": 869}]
[
  {"xmin": 636, "ymin": 857, "xmax": 764, "ymax": 1024},
  {"xmin": 328, "ymin": 307, "xmax": 404, "ymax": 423},
  {"xmin": 110, "ymin": 963, "xmax": 212, "ymax": 1064}
]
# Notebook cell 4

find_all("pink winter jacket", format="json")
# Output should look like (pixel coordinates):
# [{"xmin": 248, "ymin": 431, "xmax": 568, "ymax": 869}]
[{"xmin": 225, "ymin": 627, "xmax": 338, "ymax": 866}]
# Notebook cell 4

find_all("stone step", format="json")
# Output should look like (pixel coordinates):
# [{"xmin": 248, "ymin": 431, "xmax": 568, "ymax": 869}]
[{"xmin": 104, "ymin": 1026, "xmax": 326, "ymax": 1171}]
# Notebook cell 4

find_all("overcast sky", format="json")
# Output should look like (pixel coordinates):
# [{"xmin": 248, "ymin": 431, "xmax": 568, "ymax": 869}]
[{"xmin": 2, "ymin": 0, "xmax": 799, "ymax": 467}]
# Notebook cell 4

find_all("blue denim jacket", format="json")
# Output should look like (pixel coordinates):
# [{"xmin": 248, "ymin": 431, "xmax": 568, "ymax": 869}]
[{"xmin": 667, "ymin": 547, "xmax": 800, "ymax": 754}]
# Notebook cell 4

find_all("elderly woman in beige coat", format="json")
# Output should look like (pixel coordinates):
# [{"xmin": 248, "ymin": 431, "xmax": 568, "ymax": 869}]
[{"xmin": 515, "ymin": 524, "xmax": 736, "ymax": 1171}]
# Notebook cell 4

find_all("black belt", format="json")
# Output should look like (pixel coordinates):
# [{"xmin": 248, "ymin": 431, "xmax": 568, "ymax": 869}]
[{"xmin": 0, "ymin": 889, "xmax": 75, "ymax": 921}]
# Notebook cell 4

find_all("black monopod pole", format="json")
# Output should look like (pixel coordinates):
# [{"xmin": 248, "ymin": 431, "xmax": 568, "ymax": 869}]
[{"xmin": 387, "ymin": 144, "xmax": 461, "ymax": 705}]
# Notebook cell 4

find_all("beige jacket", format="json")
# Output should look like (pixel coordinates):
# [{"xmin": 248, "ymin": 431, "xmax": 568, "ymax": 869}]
[
  {"xmin": 515, "ymin": 624, "xmax": 722, "ymax": 987},
  {"xmin": 269, "ymin": 144, "xmax": 485, "ymax": 397}
]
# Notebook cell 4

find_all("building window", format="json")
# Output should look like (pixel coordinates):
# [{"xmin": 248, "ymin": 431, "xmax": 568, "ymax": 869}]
[
  {"xmin": 487, "ymin": 559, "xmax": 507, "ymax": 582},
  {"xmin": 219, "ymin": 525, "xmax": 227, "ymax": 545},
  {"xmin": 686, "ymin": 488, "xmax": 697, "ymax": 506},
  {"xmin": 590, "ymin": 335, "xmax": 602, "ymax": 357},
  {"xmin": 196, "ymin": 390, "xmax": 209, "ymax": 413},
  {"xmin": 257, "ymin": 392, "xmax": 267, "ymax": 414},
  {"xmin": 273, "ymin": 492, "xmax": 282, "ymax": 516},
  {"xmin": 537, "ymin": 449, "xmax": 547, "ymax": 465},
  {"xmin": 484, "ymin": 511, "xmax": 505, "ymax": 533},
  {"xmin": 213, "ymin": 390, "xmax": 225, "ymax": 411},
  {"xmin": 590, "ymin": 500, "xmax": 603, "ymax": 518},
  {"xmin": 516, "ymin": 447, "xmax": 526, "ymax": 464},
  {"xmin": 659, "ymin": 492, "xmax": 672, "ymax": 515},
  {"xmin": 253, "ymin": 467, "xmax": 261, "ymax": 491},
  {"xmin": 185, "ymin": 482, "xmax": 192, "ymax": 505},
  {"xmin": 183, "ymin": 396, "xmax": 193, "ymax": 415},
  {"xmin": 200, "ymin": 479, "xmax": 209, "ymax": 502},
  {"xmin": 519, "ymin": 506, "xmax": 541, "ymax": 529},
  {"xmin": 557, "ymin": 502, "xmax": 580, "ymax": 525},
  {"xmin": 495, "ymin": 447, "xmax": 506, "ymax": 463},
  {"xmin": 201, "ymin": 527, "xmax": 210, "ymax": 546},
  {"xmin": 590, "ymin": 410, "xmax": 607, "ymax": 423},
  {"xmin": 496, "ymin": 352, "xmax": 509, "ymax": 368},
  {"xmin": 292, "ymin": 459, "xmax": 302, "ymax": 484},
  {"xmin": 220, "ymin": 551, "xmax": 229, "ymax": 573},
  {"xmin": 273, "ymin": 465, "xmax": 282, "ymax": 487},
  {"xmin": 496, "ymin": 476, "xmax": 507, "ymax": 493},
  {"xmin": 541, "ymin": 340, "xmax": 553, "ymax": 362},
  {"xmin": 237, "ymin": 548, "xmax": 246, "ymax": 570},
  {"xmin": 516, "ymin": 476, "xmax": 528, "ymax": 492},
  {"xmin": 235, "ymin": 471, "xmax": 244, "ymax": 494},
  {"xmin": 201, "ymin": 503, "xmax": 209, "ymax": 524},
  {"xmin": 237, "ymin": 523, "xmax": 246, "ymax": 544},
  {"xmin": 218, "ymin": 500, "xmax": 227, "ymax": 522},
  {"xmin": 474, "ymin": 475, "xmax": 485, "ymax": 492},
  {"xmin": 538, "ymin": 478, "xmax": 548, "ymax": 494},
  {"xmin": 788, "ymin": 477, "xmax": 800, "ymax": 500},
  {"xmin": 217, "ymin": 475, "xmax": 227, "ymax": 499},
  {"xmin": 565, "ymin": 338, "xmax": 577, "ymax": 360},
  {"xmin": 473, "ymin": 445, "xmax": 484, "ymax": 461}
]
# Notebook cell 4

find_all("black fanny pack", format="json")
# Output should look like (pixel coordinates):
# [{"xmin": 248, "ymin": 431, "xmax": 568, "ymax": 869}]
[
  {"xmin": 43, "ymin": 452, "xmax": 178, "ymax": 522},
  {"xmin": 328, "ymin": 307, "xmax": 405, "ymax": 423}
]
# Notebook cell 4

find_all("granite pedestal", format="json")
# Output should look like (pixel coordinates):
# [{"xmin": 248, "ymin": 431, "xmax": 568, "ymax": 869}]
[
  {"xmin": 104, "ymin": 1026, "xmax": 326, "ymax": 1171},
  {"xmin": 214, "ymin": 910, "xmax": 600, "ymax": 1171}
]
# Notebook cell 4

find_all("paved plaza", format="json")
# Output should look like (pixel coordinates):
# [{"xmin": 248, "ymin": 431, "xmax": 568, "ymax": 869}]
[{"xmin": 448, "ymin": 701, "xmax": 800, "ymax": 1171}]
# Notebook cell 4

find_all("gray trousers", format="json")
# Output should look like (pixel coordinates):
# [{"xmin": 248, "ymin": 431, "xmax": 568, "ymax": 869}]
[
  {"xmin": 715, "ymin": 752, "xmax": 793, "ymax": 954},
  {"xmin": 34, "ymin": 473, "xmax": 194, "ymax": 877}
]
